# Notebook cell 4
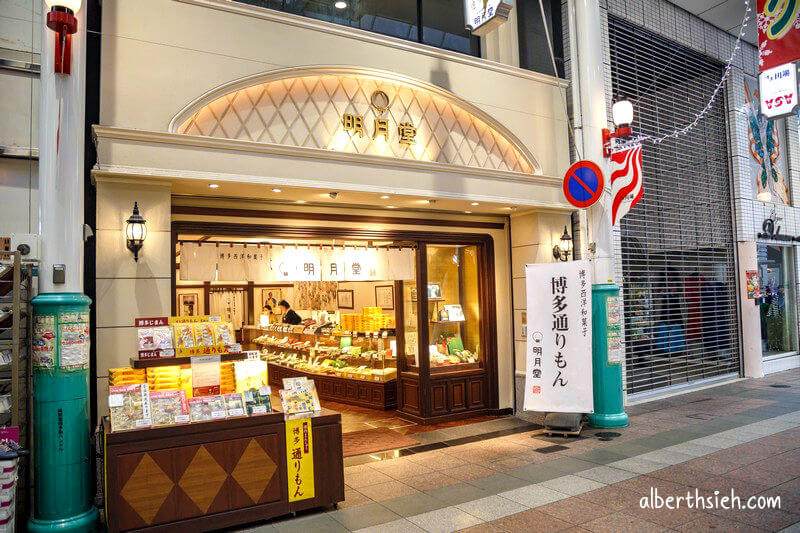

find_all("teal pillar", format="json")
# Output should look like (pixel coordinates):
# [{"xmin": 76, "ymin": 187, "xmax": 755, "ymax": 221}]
[
  {"xmin": 28, "ymin": 293, "xmax": 99, "ymax": 533},
  {"xmin": 589, "ymin": 284, "xmax": 629, "ymax": 429}
]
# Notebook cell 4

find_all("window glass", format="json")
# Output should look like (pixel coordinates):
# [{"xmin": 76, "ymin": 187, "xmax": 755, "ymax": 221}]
[
  {"xmin": 426, "ymin": 244, "xmax": 481, "ymax": 371},
  {"xmin": 235, "ymin": 1, "xmax": 480, "ymax": 57},
  {"xmin": 422, "ymin": 0, "xmax": 478, "ymax": 55},
  {"xmin": 758, "ymin": 245, "xmax": 798, "ymax": 356},
  {"xmin": 516, "ymin": 0, "xmax": 564, "ymax": 77}
]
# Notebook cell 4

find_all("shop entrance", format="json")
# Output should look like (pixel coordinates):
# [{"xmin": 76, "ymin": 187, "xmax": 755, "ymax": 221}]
[
  {"xmin": 757, "ymin": 244, "xmax": 798, "ymax": 358},
  {"xmin": 172, "ymin": 220, "xmax": 500, "ymax": 456}
]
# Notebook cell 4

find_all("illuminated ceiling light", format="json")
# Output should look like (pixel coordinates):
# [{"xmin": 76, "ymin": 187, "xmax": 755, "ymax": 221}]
[
  {"xmin": 470, "ymin": 202, "xmax": 480, "ymax": 206},
  {"xmin": 503, "ymin": 206, "xmax": 514, "ymax": 210},
  {"xmin": 208, "ymin": 183, "xmax": 219, "ymax": 189},
  {"xmin": 386, "ymin": 205, "xmax": 397, "ymax": 209},
  {"xmin": 272, "ymin": 188, "xmax": 282, "ymax": 193},
  {"xmin": 334, "ymin": 1, "xmax": 347, "ymax": 8},
  {"xmin": 296, "ymin": 200, "xmax": 307, "ymax": 204},
  {"xmin": 464, "ymin": 210, "xmax": 472, "ymax": 214},
  {"xmin": 380, "ymin": 195, "xmax": 391, "ymax": 199}
]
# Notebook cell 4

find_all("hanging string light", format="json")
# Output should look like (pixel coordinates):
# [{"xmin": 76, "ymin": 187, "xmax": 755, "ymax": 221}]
[{"xmin": 616, "ymin": 0, "xmax": 752, "ymax": 150}]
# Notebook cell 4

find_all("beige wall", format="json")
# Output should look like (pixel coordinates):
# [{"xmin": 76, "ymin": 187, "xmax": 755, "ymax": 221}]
[
  {"xmin": 510, "ymin": 210, "xmax": 573, "ymax": 374},
  {"xmin": 94, "ymin": 179, "xmax": 172, "ymax": 417},
  {"xmin": 98, "ymin": 0, "xmax": 570, "ymax": 182}
]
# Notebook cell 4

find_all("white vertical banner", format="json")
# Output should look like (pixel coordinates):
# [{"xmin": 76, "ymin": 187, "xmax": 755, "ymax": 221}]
[
  {"xmin": 524, "ymin": 260, "xmax": 593, "ymax": 413},
  {"xmin": 271, "ymin": 246, "xmax": 322, "ymax": 282},
  {"xmin": 216, "ymin": 245, "xmax": 247, "ymax": 281},
  {"xmin": 321, "ymin": 247, "xmax": 346, "ymax": 281},
  {"xmin": 344, "ymin": 248, "xmax": 371, "ymax": 281},
  {"xmin": 179, "ymin": 243, "xmax": 217, "ymax": 281},
  {"xmin": 242, "ymin": 246, "xmax": 270, "ymax": 282},
  {"xmin": 387, "ymin": 248, "xmax": 416, "ymax": 280}
]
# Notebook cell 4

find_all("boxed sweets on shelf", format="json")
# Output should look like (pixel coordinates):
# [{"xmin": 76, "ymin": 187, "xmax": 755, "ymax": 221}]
[
  {"xmin": 109, "ymin": 367, "xmax": 146, "ymax": 386},
  {"xmin": 223, "ymin": 392, "xmax": 246, "ymax": 417},
  {"xmin": 149, "ymin": 390, "xmax": 190, "ymax": 427},
  {"xmin": 243, "ymin": 386, "xmax": 272, "ymax": 415},
  {"xmin": 279, "ymin": 377, "xmax": 321, "ymax": 414},
  {"xmin": 188, "ymin": 395, "xmax": 227, "ymax": 422},
  {"xmin": 109, "ymin": 384, "xmax": 152, "ymax": 432}
]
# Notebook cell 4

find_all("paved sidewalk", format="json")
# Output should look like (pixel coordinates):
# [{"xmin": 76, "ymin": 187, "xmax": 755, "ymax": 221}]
[{"xmin": 242, "ymin": 369, "xmax": 800, "ymax": 532}]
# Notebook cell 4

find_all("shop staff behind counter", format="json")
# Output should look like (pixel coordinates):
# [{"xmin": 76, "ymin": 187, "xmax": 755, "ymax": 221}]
[{"xmin": 279, "ymin": 300, "xmax": 303, "ymax": 325}]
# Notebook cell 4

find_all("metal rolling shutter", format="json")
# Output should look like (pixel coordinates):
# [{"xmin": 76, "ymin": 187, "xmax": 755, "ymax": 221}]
[{"xmin": 608, "ymin": 16, "xmax": 740, "ymax": 395}]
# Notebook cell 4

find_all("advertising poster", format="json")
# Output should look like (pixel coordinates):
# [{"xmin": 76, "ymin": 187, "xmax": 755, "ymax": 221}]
[
  {"xmin": 744, "ymin": 75, "xmax": 790, "ymax": 204},
  {"xmin": 607, "ymin": 296, "xmax": 622, "ymax": 364},
  {"xmin": 59, "ymin": 311, "xmax": 90, "ymax": 369},
  {"xmin": 32, "ymin": 315, "xmax": 56, "ymax": 368},
  {"xmin": 746, "ymin": 270, "xmax": 761, "ymax": 299},
  {"xmin": 524, "ymin": 260, "xmax": 594, "ymax": 413}
]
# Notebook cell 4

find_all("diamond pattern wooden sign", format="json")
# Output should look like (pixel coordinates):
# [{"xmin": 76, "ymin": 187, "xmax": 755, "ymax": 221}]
[
  {"xmin": 175, "ymin": 68, "xmax": 536, "ymax": 174},
  {"xmin": 114, "ymin": 435, "xmax": 281, "ymax": 530}
]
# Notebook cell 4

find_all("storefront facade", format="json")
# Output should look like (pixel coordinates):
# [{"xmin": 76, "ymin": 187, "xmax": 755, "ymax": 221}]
[{"xmin": 91, "ymin": 0, "xmax": 573, "ymax": 423}]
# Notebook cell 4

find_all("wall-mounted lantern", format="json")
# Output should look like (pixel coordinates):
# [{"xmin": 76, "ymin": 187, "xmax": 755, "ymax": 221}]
[
  {"xmin": 125, "ymin": 202, "xmax": 147, "ymax": 262},
  {"xmin": 553, "ymin": 225, "xmax": 573, "ymax": 262},
  {"xmin": 602, "ymin": 96, "xmax": 634, "ymax": 157}
]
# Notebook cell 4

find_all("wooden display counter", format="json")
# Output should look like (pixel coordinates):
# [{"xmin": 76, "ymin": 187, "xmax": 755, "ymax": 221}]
[
  {"xmin": 268, "ymin": 362, "xmax": 397, "ymax": 410},
  {"xmin": 103, "ymin": 410, "xmax": 344, "ymax": 532}
]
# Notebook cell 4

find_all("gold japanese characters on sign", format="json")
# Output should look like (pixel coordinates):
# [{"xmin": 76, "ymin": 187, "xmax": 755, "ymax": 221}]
[
  {"xmin": 175, "ymin": 68, "xmax": 537, "ymax": 174},
  {"xmin": 341, "ymin": 90, "xmax": 416, "ymax": 146}
]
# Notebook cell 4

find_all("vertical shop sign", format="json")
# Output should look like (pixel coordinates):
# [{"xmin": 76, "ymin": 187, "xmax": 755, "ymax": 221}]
[
  {"xmin": 606, "ymin": 296, "xmax": 622, "ymax": 364},
  {"xmin": 524, "ymin": 260, "xmax": 593, "ymax": 413},
  {"xmin": 759, "ymin": 63, "xmax": 799, "ymax": 119},
  {"xmin": 464, "ymin": 0, "xmax": 513, "ymax": 36},
  {"xmin": 285, "ymin": 417, "xmax": 315, "ymax": 502},
  {"xmin": 58, "ymin": 311, "xmax": 90, "ymax": 369},
  {"xmin": 757, "ymin": 0, "xmax": 800, "ymax": 71},
  {"xmin": 32, "ymin": 315, "xmax": 57, "ymax": 368}
]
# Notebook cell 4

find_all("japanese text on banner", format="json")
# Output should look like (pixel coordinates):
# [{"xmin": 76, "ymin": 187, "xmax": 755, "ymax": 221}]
[
  {"xmin": 286, "ymin": 417, "xmax": 315, "ymax": 502},
  {"xmin": 524, "ymin": 260, "xmax": 593, "ymax": 414}
]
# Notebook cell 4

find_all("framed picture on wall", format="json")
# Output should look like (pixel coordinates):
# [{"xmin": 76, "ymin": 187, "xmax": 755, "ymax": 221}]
[
  {"xmin": 179, "ymin": 293, "xmax": 200, "ymax": 316},
  {"xmin": 337, "ymin": 289, "xmax": 354, "ymax": 309},
  {"xmin": 428, "ymin": 283, "xmax": 443, "ymax": 300},
  {"xmin": 375, "ymin": 285, "xmax": 394, "ymax": 309}
]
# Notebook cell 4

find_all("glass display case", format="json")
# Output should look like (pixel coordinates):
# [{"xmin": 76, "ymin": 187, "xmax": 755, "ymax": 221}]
[
  {"xmin": 425, "ymin": 244, "xmax": 481, "ymax": 371},
  {"xmin": 256, "ymin": 326, "xmax": 398, "ymax": 383}
]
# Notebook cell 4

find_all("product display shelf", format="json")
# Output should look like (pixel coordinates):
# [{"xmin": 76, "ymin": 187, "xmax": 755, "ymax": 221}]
[
  {"xmin": 129, "ymin": 351, "xmax": 248, "ymax": 369},
  {"xmin": 267, "ymin": 362, "xmax": 397, "ymax": 410},
  {"xmin": 0, "ymin": 251, "xmax": 35, "ymax": 521},
  {"xmin": 258, "ymin": 324, "xmax": 397, "ymax": 338}
]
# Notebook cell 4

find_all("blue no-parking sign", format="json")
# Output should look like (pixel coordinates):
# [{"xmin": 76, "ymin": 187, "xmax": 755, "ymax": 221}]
[{"xmin": 562, "ymin": 160, "xmax": 605, "ymax": 208}]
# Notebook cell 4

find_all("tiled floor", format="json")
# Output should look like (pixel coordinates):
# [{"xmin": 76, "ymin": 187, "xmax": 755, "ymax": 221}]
[{"xmin": 240, "ymin": 369, "xmax": 800, "ymax": 532}]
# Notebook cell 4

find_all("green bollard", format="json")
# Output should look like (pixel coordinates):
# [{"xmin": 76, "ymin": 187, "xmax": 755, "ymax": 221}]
[
  {"xmin": 28, "ymin": 293, "xmax": 99, "ymax": 533},
  {"xmin": 589, "ymin": 284, "xmax": 629, "ymax": 429}
]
